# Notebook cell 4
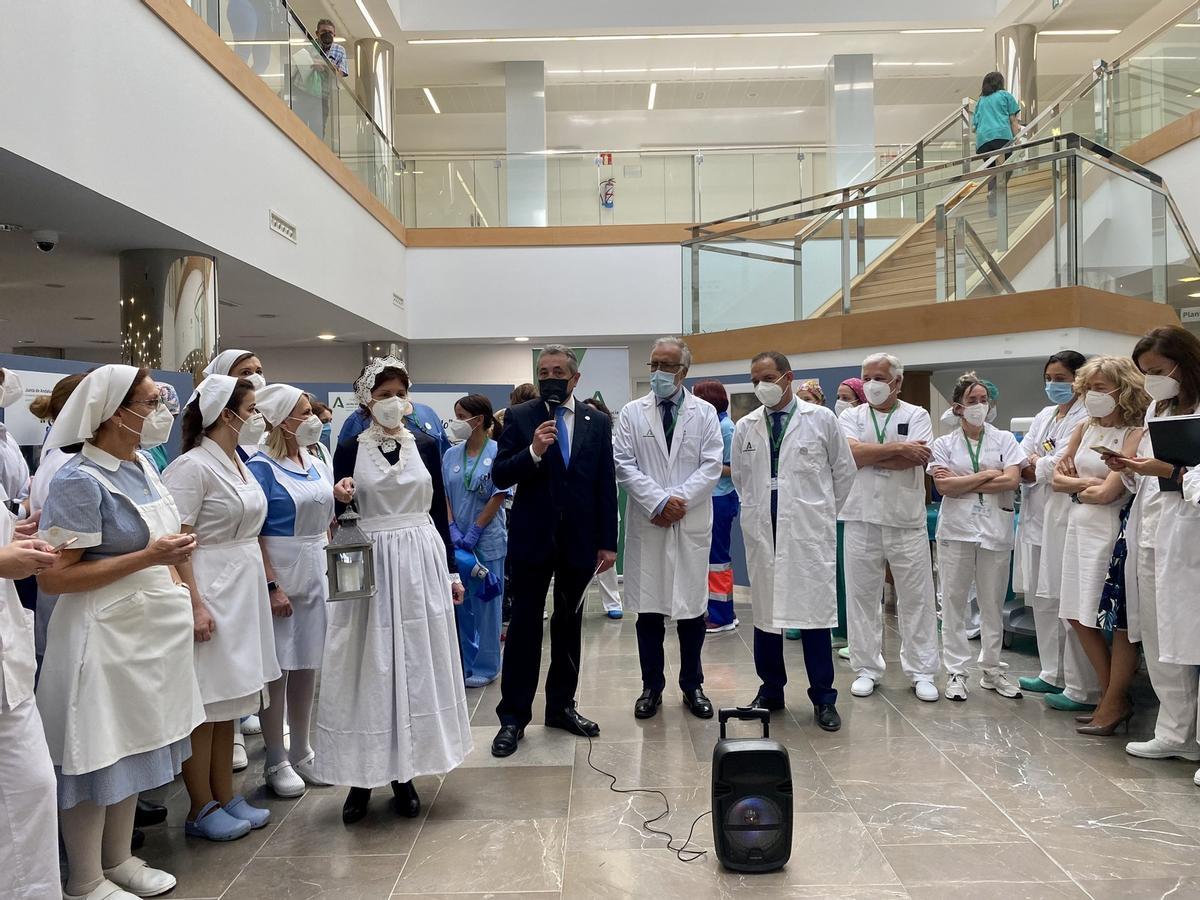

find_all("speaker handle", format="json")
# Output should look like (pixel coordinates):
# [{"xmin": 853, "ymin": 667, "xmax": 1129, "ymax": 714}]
[{"xmin": 718, "ymin": 706, "xmax": 771, "ymax": 739}]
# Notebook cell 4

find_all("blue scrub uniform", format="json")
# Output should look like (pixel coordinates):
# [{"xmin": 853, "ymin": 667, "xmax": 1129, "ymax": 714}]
[{"xmin": 442, "ymin": 440, "xmax": 508, "ymax": 684}]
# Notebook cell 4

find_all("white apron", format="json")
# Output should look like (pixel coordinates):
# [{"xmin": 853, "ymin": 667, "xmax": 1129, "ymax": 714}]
[
  {"xmin": 188, "ymin": 456, "xmax": 279, "ymax": 714},
  {"xmin": 258, "ymin": 453, "xmax": 334, "ymax": 670},
  {"xmin": 731, "ymin": 402, "xmax": 857, "ymax": 631},
  {"xmin": 313, "ymin": 436, "xmax": 472, "ymax": 787},
  {"xmin": 36, "ymin": 457, "xmax": 204, "ymax": 775},
  {"xmin": 613, "ymin": 391, "xmax": 723, "ymax": 619}
]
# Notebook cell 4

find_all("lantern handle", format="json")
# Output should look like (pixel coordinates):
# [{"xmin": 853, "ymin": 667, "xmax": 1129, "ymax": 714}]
[{"xmin": 338, "ymin": 498, "xmax": 362, "ymax": 524}]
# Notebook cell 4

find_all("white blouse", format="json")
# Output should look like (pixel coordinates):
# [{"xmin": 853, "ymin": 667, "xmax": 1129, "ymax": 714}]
[
  {"xmin": 163, "ymin": 438, "xmax": 267, "ymax": 543},
  {"xmin": 929, "ymin": 424, "xmax": 1023, "ymax": 551}
]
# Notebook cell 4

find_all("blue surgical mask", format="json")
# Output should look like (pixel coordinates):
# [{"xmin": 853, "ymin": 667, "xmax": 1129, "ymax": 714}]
[
  {"xmin": 321, "ymin": 423, "xmax": 332, "ymax": 445},
  {"xmin": 1044, "ymin": 381, "xmax": 1074, "ymax": 405},
  {"xmin": 650, "ymin": 371, "xmax": 679, "ymax": 400}
]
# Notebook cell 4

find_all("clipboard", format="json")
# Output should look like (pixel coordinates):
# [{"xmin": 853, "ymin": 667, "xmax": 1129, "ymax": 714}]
[{"xmin": 1148, "ymin": 413, "xmax": 1200, "ymax": 492}]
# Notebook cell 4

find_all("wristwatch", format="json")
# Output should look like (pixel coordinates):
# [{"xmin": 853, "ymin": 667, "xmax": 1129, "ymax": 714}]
[
  {"xmin": 266, "ymin": 580, "xmax": 279, "ymax": 593},
  {"xmin": 1069, "ymin": 492, "xmax": 1081, "ymax": 504}
]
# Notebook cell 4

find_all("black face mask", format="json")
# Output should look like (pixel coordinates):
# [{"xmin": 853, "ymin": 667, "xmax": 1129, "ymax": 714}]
[
  {"xmin": 538, "ymin": 378, "xmax": 570, "ymax": 407},
  {"xmin": 319, "ymin": 32, "xmax": 334, "ymax": 47}
]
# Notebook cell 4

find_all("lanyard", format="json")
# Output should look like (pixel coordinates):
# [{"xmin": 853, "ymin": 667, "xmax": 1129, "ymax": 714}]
[
  {"xmin": 963, "ymin": 429, "xmax": 986, "ymax": 502},
  {"xmin": 463, "ymin": 447, "xmax": 485, "ymax": 491},
  {"xmin": 869, "ymin": 406, "xmax": 896, "ymax": 444},
  {"xmin": 770, "ymin": 409, "xmax": 795, "ymax": 456}
]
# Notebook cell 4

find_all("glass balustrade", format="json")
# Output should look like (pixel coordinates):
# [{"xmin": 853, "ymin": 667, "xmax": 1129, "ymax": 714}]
[{"xmin": 683, "ymin": 134, "xmax": 1200, "ymax": 334}]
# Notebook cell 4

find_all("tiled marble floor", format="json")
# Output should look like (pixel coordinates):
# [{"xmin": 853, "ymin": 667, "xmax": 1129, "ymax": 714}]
[{"xmin": 140, "ymin": 591, "xmax": 1200, "ymax": 899}]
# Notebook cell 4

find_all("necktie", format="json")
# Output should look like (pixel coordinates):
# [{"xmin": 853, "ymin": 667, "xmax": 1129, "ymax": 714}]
[
  {"xmin": 555, "ymin": 405, "xmax": 571, "ymax": 466},
  {"xmin": 770, "ymin": 411, "xmax": 785, "ymax": 478},
  {"xmin": 660, "ymin": 398, "xmax": 676, "ymax": 451}
]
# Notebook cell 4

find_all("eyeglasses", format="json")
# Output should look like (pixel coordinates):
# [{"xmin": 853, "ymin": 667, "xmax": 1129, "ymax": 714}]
[
  {"xmin": 646, "ymin": 362, "xmax": 684, "ymax": 373},
  {"xmin": 126, "ymin": 397, "xmax": 166, "ymax": 411}
]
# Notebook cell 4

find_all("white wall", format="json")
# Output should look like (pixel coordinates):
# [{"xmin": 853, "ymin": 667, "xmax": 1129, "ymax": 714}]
[
  {"xmin": 264, "ymin": 345, "xmax": 365, "ymax": 383},
  {"xmin": 405, "ymin": 244, "xmax": 682, "ymax": 340},
  {"xmin": 408, "ymin": 343, "xmax": 534, "ymax": 386},
  {"xmin": 2, "ymin": 0, "xmax": 405, "ymax": 337}
]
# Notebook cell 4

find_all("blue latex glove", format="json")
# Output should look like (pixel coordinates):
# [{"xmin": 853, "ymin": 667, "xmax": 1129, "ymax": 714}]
[
  {"xmin": 479, "ymin": 569, "xmax": 502, "ymax": 602},
  {"xmin": 460, "ymin": 523, "xmax": 484, "ymax": 551},
  {"xmin": 449, "ymin": 522, "xmax": 464, "ymax": 546}
]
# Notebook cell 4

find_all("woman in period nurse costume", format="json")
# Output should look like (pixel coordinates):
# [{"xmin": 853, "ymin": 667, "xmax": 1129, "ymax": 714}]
[
  {"xmin": 928, "ymin": 372, "xmax": 1024, "ymax": 703},
  {"xmin": 1053, "ymin": 355, "xmax": 1146, "ymax": 736},
  {"xmin": 1013, "ymin": 351, "xmax": 1090, "ymax": 697},
  {"xmin": 37, "ymin": 365, "xmax": 203, "ymax": 900},
  {"xmin": 0, "ymin": 510, "xmax": 60, "ymax": 899},
  {"xmin": 164, "ymin": 375, "xmax": 280, "ymax": 841},
  {"xmin": 319, "ymin": 357, "xmax": 471, "ymax": 825},
  {"xmin": 248, "ymin": 384, "xmax": 353, "ymax": 798},
  {"xmin": 1109, "ymin": 327, "xmax": 1200, "ymax": 764}
]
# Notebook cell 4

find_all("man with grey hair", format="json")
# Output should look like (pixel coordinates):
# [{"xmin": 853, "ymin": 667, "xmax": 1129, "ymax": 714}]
[
  {"xmin": 613, "ymin": 337, "xmax": 723, "ymax": 720},
  {"xmin": 838, "ymin": 352, "xmax": 941, "ymax": 702},
  {"xmin": 489, "ymin": 345, "xmax": 618, "ymax": 757}
]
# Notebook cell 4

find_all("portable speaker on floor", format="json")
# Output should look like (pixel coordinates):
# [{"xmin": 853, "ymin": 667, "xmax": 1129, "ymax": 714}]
[{"xmin": 711, "ymin": 707, "xmax": 793, "ymax": 873}]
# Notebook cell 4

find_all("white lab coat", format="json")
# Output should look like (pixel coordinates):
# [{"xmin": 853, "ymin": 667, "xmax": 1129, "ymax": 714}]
[
  {"xmin": 1153, "ymin": 454, "xmax": 1200, "ymax": 666},
  {"xmin": 0, "ymin": 427, "xmax": 29, "ymax": 505},
  {"xmin": 731, "ymin": 399, "xmax": 856, "ymax": 630},
  {"xmin": 613, "ymin": 390, "xmax": 723, "ymax": 619}
]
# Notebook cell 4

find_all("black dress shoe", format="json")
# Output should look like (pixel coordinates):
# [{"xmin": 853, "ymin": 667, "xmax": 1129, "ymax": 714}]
[
  {"xmin": 491, "ymin": 724, "xmax": 525, "ymax": 757},
  {"xmin": 130, "ymin": 828, "xmax": 145, "ymax": 852},
  {"xmin": 747, "ymin": 693, "xmax": 785, "ymax": 712},
  {"xmin": 342, "ymin": 786, "xmax": 372, "ymax": 824},
  {"xmin": 545, "ymin": 707, "xmax": 600, "ymax": 737},
  {"xmin": 634, "ymin": 689, "xmax": 662, "ymax": 720},
  {"xmin": 390, "ymin": 780, "xmax": 420, "ymax": 818},
  {"xmin": 682, "ymin": 688, "xmax": 714, "ymax": 719},
  {"xmin": 135, "ymin": 797, "xmax": 168, "ymax": 828},
  {"xmin": 815, "ymin": 703, "xmax": 842, "ymax": 732}
]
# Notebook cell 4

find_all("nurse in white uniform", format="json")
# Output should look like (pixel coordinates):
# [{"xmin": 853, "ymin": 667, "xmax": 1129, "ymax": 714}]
[
  {"xmin": 1014, "ymin": 351, "xmax": 1091, "ymax": 698},
  {"xmin": 164, "ymin": 375, "xmax": 280, "ymax": 841},
  {"xmin": 0, "ymin": 499, "xmax": 60, "ymax": 899},
  {"xmin": 1163, "ymin": 464, "xmax": 1200, "ymax": 787},
  {"xmin": 1053, "ymin": 355, "xmax": 1145, "ymax": 735},
  {"xmin": 248, "ymin": 385, "xmax": 352, "ymax": 798},
  {"xmin": 929, "ymin": 372, "xmax": 1023, "ymax": 702},
  {"xmin": 0, "ymin": 368, "xmax": 30, "ymax": 504},
  {"xmin": 839, "ymin": 352, "xmax": 941, "ymax": 703},
  {"xmin": 1111, "ymin": 327, "xmax": 1200, "ymax": 764},
  {"xmin": 318, "ymin": 357, "xmax": 472, "ymax": 825},
  {"xmin": 37, "ymin": 365, "xmax": 203, "ymax": 900}
]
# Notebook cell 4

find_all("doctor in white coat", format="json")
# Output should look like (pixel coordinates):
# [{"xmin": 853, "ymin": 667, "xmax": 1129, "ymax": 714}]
[
  {"xmin": 732, "ymin": 351, "xmax": 857, "ymax": 732},
  {"xmin": 614, "ymin": 337, "xmax": 723, "ymax": 721}
]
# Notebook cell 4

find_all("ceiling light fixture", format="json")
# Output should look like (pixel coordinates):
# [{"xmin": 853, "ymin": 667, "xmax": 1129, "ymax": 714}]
[
  {"xmin": 514, "ymin": 337, "xmax": 530, "ymax": 342},
  {"xmin": 1179, "ymin": 276, "xmax": 1200, "ymax": 282},
  {"xmin": 318, "ymin": 333, "xmax": 337, "ymax": 340},
  {"xmin": 408, "ymin": 31, "xmax": 818, "ymax": 45},
  {"xmin": 900, "ymin": 28, "xmax": 984, "ymax": 34},
  {"xmin": 647, "ymin": 82, "xmax": 657, "ymax": 110},
  {"xmin": 1040, "ymin": 29, "xmax": 1120, "ymax": 36},
  {"xmin": 423, "ymin": 87, "xmax": 441, "ymax": 114},
  {"xmin": 355, "ymin": 0, "xmax": 382, "ymax": 39}
]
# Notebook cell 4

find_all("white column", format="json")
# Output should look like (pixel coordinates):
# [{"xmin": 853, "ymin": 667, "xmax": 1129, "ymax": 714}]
[
  {"xmin": 995, "ymin": 25, "xmax": 1037, "ymax": 124},
  {"xmin": 825, "ymin": 54, "xmax": 876, "ymax": 195},
  {"xmin": 505, "ymin": 61, "xmax": 547, "ymax": 226}
]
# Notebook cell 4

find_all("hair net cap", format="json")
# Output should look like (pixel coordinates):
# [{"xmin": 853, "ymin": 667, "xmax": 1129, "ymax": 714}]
[
  {"xmin": 255, "ymin": 383, "xmax": 304, "ymax": 427},
  {"xmin": 44, "ymin": 365, "xmax": 140, "ymax": 451},
  {"xmin": 187, "ymin": 375, "xmax": 237, "ymax": 428},
  {"xmin": 202, "ymin": 349, "xmax": 253, "ymax": 379}
]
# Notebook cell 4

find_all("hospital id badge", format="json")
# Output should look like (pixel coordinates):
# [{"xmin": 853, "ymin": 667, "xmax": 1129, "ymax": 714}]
[
  {"xmin": 770, "ymin": 477, "xmax": 779, "ymax": 492},
  {"xmin": 970, "ymin": 497, "xmax": 989, "ymax": 518},
  {"xmin": 874, "ymin": 466, "xmax": 892, "ymax": 478}
]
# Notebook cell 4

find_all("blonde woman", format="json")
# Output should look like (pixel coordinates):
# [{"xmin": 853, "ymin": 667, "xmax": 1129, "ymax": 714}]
[{"xmin": 1053, "ymin": 355, "xmax": 1148, "ymax": 736}]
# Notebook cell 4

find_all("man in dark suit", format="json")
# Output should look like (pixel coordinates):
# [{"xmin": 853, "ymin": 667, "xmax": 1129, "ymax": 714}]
[{"xmin": 490, "ymin": 345, "xmax": 618, "ymax": 757}]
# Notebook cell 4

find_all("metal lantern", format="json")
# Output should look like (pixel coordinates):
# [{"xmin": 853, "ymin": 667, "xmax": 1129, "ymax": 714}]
[{"xmin": 325, "ymin": 503, "xmax": 375, "ymax": 601}]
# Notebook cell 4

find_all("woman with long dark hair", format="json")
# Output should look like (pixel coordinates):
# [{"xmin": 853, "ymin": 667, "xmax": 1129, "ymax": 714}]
[
  {"xmin": 163, "ymin": 375, "xmax": 279, "ymax": 840},
  {"xmin": 1112, "ymin": 327, "xmax": 1200, "ymax": 763}
]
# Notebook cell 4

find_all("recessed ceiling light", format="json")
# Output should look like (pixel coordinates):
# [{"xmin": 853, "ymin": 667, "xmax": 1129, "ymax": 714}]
[
  {"xmin": 258, "ymin": 313, "xmax": 279, "ymax": 319},
  {"xmin": 89, "ymin": 339, "xmax": 116, "ymax": 344},
  {"xmin": 423, "ymin": 87, "xmax": 441, "ymax": 114},
  {"xmin": 318, "ymin": 333, "xmax": 337, "ymax": 340},
  {"xmin": 1179, "ymin": 276, "xmax": 1200, "ymax": 282},
  {"xmin": 514, "ymin": 337, "xmax": 530, "ymax": 342},
  {"xmin": 1189, "ymin": 291, "xmax": 1200, "ymax": 298},
  {"xmin": 647, "ymin": 82, "xmax": 657, "ymax": 110},
  {"xmin": 900, "ymin": 28, "xmax": 983, "ymax": 34},
  {"xmin": 73, "ymin": 316, "xmax": 95, "ymax": 321},
  {"xmin": 408, "ymin": 31, "xmax": 818, "ymax": 45},
  {"xmin": 17, "ymin": 339, "xmax": 35, "ymax": 344},
  {"xmin": 44, "ymin": 283, "xmax": 66, "ymax": 288},
  {"xmin": 1040, "ymin": 29, "xmax": 1120, "ymax": 36}
]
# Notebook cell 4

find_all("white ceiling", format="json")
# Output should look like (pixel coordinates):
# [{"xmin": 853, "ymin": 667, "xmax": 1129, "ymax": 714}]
[{"xmin": 0, "ymin": 150, "xmax": 400, "ymax": 357}]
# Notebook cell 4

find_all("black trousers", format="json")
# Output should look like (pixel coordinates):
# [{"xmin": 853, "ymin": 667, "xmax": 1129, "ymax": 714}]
[
  {"xmin": 635, "ymin": 613, "xmax": 705, "ymax": 694},
  {"xmin": 753, "ymin": 626, "xmax": 837, "ymax": 706},
  {"xmin": 496, "ymin": 558, "xmax": 593, "ymax": 728}
]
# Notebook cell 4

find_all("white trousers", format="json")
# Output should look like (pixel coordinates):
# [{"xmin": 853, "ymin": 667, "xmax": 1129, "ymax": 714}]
[
  {"xmin": 0, "ymin": 697, "xmax": 60, "ymax": 900},
  {"xmin": 938, "ymin": 540, "xmax": 1009, "ymax": 676},
  {"xmin": 597, "ymin": 568, "xmax": 622, "ymax": 612},
  {"xmin": 1138, "ymin": 546, "xmax": 1200, "ymax": 748},
  {"xmin": 1024, "ymin": 543, "xmax": 1065, "ymax": 685},
  {"xmin": 845, "ymin": 522, "xmax": 940, "ymax": 682}
]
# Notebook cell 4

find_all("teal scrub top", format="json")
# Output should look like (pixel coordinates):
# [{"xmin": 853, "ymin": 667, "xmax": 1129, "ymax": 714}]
[{"xmin": 974, "ymin": 90, "xmax": 1020, "ymax": 149}]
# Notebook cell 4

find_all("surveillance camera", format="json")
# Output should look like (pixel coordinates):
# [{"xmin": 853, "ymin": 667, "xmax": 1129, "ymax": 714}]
[{"xmin": 32, "ymin": 230, "xmax": 58, "ymax": 253}]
